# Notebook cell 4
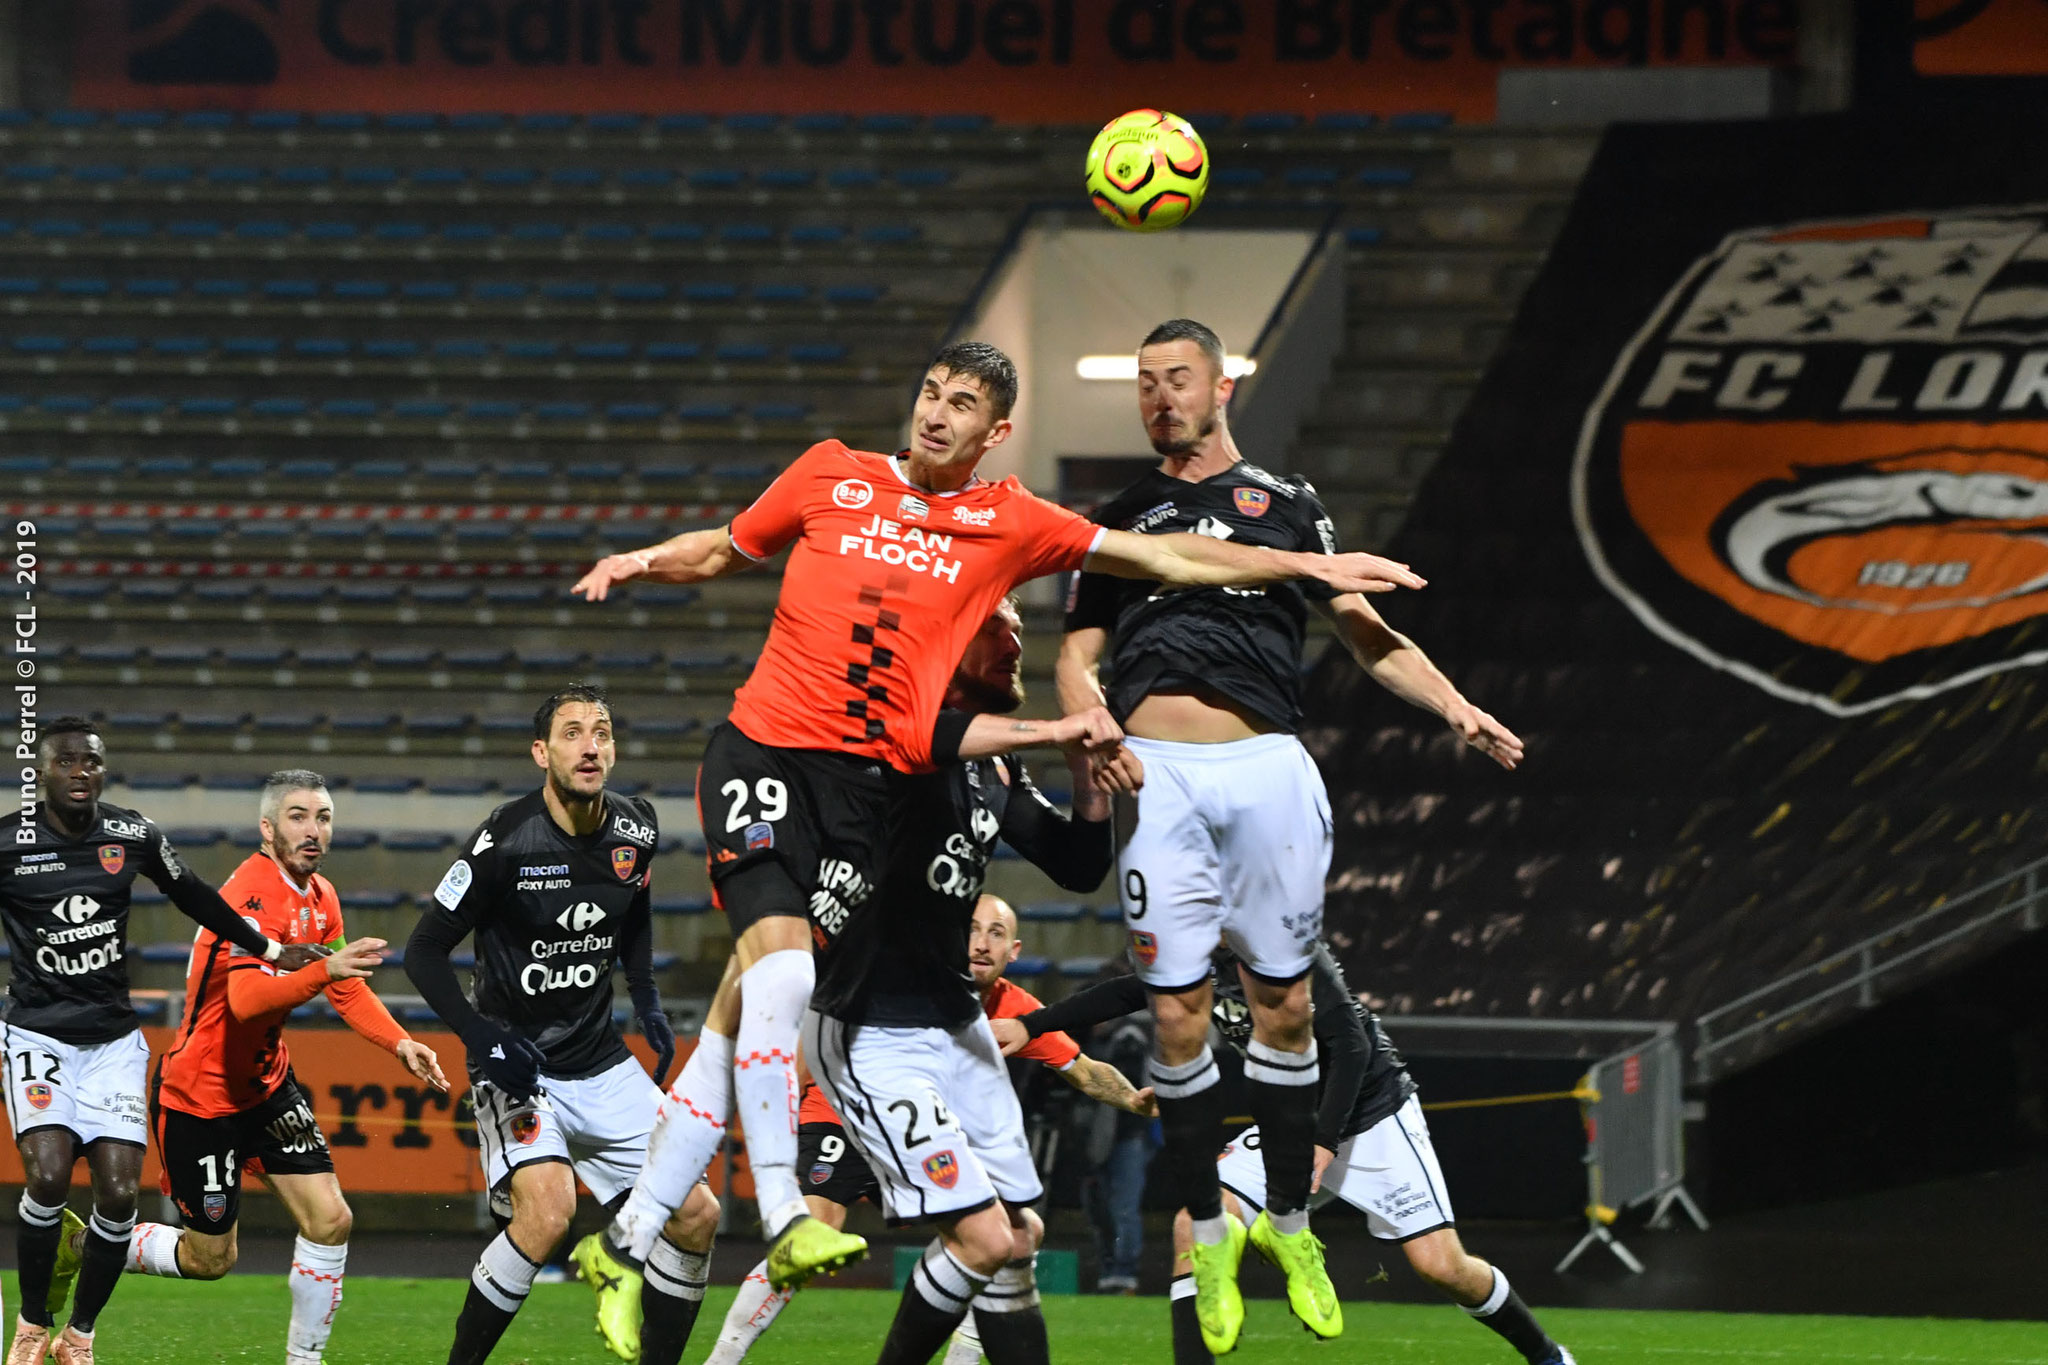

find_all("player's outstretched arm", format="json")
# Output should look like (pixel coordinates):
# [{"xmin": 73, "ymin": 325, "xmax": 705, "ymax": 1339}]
[
  {"xmin": 157, "ymin": 861, "xmax": 317, "ymax": 968},
  {"xmin": 1060, "ymin": 1054, "xmax": 1158, "ymax": 1118},
  {"xmin": 998, "ymin": 974, "xmax": 1150, "ymax": 1055},
  {"xmin": 571, "ymin": 525, "xmax": 750, "ymax": 603},
  {"xmin": 1085, "ymin": 527, "xmax": 1425, "ymax": 595},
  {"xmin": 226, "ymin": 938, "xmax": 385, "ymax": 1020},
  {"xmin": 1320, "ymin": 594, "xmax": 1523, "ymax": 770},
  {"xmin": 950, "ymin": 706, "xmax": 1122, "ymax": 762}
]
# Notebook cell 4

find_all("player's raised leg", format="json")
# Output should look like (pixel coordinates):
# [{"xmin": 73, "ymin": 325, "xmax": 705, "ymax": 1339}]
[
  {"xmin": 1214, "ymin": 738, "xmax": 1338, "ymax": 1339},
  {"xmin": 604, "ymin": 960, "xmax": 740, "ymax": 1264},
  {"xmin": 1115, "ymin": 776, "xmax": 1244, "ymax": 1355}
]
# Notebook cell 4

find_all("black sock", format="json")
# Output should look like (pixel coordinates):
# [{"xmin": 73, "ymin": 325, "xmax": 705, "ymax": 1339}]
[
  {"xmin": 1170, "ymin": 1276, "xmax": 1214, "ymax": 1365},
  {"xmin": 878, "ymin": 1241, "xmax": 991, "ymax": 1365},
  {"xmin": 449, "ymin": 1231, "xmax": 541, "ymax": 1365},
  {"xmin": 1153, "ymin": 1047, "xmax": 1227, "ymax": 1220},
  {"xmin": 1245, "ymin": 1037, "xmax": 1320, "ymax": 1220},
  {"xmin": 1466, "ymin": 1268, "xmax": 1560, "ymax": 1362},
  {"xmin": 639, "ymin": 1236, "xmax": 711, "ymax": 1365},
  {"xmin": 68, "ymin": 1211, "xmax": 136, "ymax": 1334},
  {"xmin": 972, "ymin": 1305, "xmax": 1050, "ymax": 1365},
  {"xmin": 972, "ymin": 1256, "xmax": 1049, "ymax": 1365},
  {"xmin": 15, "ymin": 1196, "xmax": 65, "ymax": 1329}
]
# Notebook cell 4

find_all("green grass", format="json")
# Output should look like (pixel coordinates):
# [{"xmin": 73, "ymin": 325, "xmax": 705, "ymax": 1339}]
[{"xmin": 10, "ymin": 1275, "xmax": 2047, "ymax": 1364}]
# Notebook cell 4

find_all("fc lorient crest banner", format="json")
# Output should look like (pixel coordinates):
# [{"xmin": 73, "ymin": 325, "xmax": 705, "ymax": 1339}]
[
  {"xmin": 1547, "ymin": 116, "xmax": 2048, "ymax": 717},
  {"xmin": 1580, "ymin": 206, "xmax": 2048, "ymax": 714}
]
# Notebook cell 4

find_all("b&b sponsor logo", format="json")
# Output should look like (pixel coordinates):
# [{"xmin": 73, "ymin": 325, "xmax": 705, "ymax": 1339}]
[{"xmin": 1577, "ymin": 205, "xmax": 2048, "ymax": 714}]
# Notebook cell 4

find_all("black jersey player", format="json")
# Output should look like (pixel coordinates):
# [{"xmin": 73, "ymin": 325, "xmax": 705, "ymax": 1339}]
[
  {"xmin": 405, "ymin": 686, "xmax": 715, "ymax": 1365},
  {"xmin": 1001, "ymin": 945, "xmax": 1577, "ymax": 1365},
  {"xmin": 1057, "ymin": 318, "xmax": 1525, "ymax": 1352},
  {"xmin": 0, "ymin": 717, "xmax": 325, "ymax": 1364},
  {"xmin": 800, "ymin": 598, "xmax": 1120, "ymax": 1365}
]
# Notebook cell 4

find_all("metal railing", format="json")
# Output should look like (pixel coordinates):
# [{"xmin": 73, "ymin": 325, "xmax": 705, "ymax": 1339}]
[{"xmin": 1692, "ymin": 851, "xmax": 2048, "ymax": 1084}]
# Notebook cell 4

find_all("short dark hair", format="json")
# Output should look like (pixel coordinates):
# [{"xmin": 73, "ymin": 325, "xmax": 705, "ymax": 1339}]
[
  {"xmin": 260, "ymin": 768, "xmax": 329, "ymax": 824},
  {"xmin": 1140, "ymin": 318, "xmax": 1227, "ymax": 377},
  {"xmin": 40, "ymin": 717, "xmax": 99, "ymax": 755},
  {"xmin": 533, "ymin": 684, "xmax": 612, "ymax": 741},
  {"xmin": 928, "ymin": 340, "xmax": 1018, "ymax": 420}
]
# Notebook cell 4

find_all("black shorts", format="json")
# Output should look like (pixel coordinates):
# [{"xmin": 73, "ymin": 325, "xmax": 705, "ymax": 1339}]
[
  {"xmin": 698, "ymin": 720, "xmax": 895, "ymax": 938},
  {"xmin": 153, "ymin": 1070, "xmax": 332, "ymax": 1235},
  {"xmin": 799, "ymin": 1120, "xmax": 879, "ymax": 1208}
]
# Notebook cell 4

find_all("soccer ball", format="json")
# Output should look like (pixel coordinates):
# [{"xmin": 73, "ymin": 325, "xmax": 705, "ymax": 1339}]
[{"xmin": 1084, "ymin": 109, "xmax": 1209, "ymax": 233}]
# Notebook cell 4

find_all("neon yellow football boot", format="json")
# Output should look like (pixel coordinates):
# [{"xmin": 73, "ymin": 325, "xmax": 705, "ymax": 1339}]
[
  {"xmin": 46, "ymin": 1208, "xmax": 86, "ymax": 1318},
  {"xmin": 570, "ymin": 1232, "xmax": 643, "ymax": 1361},
  {"xmin": 1187, "ymin": 1210, "xmax": 1247, "ymax": 1355},
  {"xmin": 764, "ymin": 1214, "xmax": 868, "ymax": 1291},
  {"xmin": 1249, "ymin": 1210, "xmax": 1342, "ymax": 1340}
]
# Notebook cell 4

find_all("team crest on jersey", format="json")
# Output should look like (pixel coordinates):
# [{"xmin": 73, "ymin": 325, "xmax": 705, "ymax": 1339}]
[
  {"xmin": 203, "ymin": 1193, "xmax": 227, "ymax": 1221},
  {"xmin": 745, "ymin": 821, "xmax": 774, "ymax": 851},
  {"xmin": 922, "ymin": 1151, "xmax": 960, "ymax": 1189},
  {"xmin": 833, "ymin": 479, "xmax": 874, "ymax": 510},
  {"xmin": 25, "ymin": 1083, "xmax": 50, "ymax": 1110},
  {"xmin": 612, "ymin": 847, "xmax": 638, "ymax": 880},
  {"xmin": 1233, "ymin": 488, "xmax": 1271, "ymax": 517},
  {"xmin": 98, "ymin": 845, "xmax": 124, "ymax": 876},
  {"xmin": 511, "ymin": 1113, "xmax": 541, "ymax": 1146},
  {"xmin": 809, "ymin": 1162, "xmax": 834, "ymax": 1185},
  {"xmin": 1130, "ymin": 931, "xmax": 1158, "ymax": 967},
  {"xmin": 897, "ymin": 494, "xmax": 930, "ymax": 522}
]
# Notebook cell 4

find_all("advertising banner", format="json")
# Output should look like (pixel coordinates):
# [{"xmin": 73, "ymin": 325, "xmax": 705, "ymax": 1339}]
[
  {"xmin": 0, "ymin": 1029, "xmax": 743, "ymax": 1199},
  {"xmin": 76, "ymin": 1, "xmax": 1797, "ymax": 122}
]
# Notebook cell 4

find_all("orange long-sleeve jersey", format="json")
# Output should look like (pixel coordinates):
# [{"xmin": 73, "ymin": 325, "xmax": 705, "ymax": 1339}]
[{"xmin": 156, "ymin": 852, "xmax": 408, "ymax": 1117}]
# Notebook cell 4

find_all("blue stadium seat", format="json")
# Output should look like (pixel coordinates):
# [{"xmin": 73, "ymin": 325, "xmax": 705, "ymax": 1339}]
[
  {"xmin": 1021, "ymin": 902, "xmax": 1086, "ymax": 923},
  {"xmin": 1357, "ymin": 166, "xmax": 1417, "ymax": 186},
  {"xmin": 1008, "ymin": 956, "xmax": 1052, "ymax": 980}
]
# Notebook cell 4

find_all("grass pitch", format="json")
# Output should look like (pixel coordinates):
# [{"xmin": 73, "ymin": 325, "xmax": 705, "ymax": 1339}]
[{"xmin": 9, "ymin": 1274, "xmax": 2046, "ymax": 1363}]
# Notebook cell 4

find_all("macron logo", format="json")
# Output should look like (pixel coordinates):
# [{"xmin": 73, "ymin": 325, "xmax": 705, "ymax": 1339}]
[
  {"xmin": 473, "ymin": 830, "xmax": 495, "ymax": 855},
  {"xmin": 490, "ymin": 1044, "xmax": 506, "ymax": 1060}
]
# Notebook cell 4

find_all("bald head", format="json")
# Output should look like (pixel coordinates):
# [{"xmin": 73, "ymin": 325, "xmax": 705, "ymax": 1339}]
[{"xmin": 968, "ymin": 894, "xmax": 1021, "ymax": 992}]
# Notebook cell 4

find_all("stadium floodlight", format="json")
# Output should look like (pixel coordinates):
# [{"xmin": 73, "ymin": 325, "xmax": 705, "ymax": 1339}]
[{"xmin": 1075, "ymin": 354, "xmax": 1256, "ymax": 380}]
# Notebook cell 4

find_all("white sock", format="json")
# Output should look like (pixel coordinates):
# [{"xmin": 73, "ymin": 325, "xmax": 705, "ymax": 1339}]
[
  {"xmin": 612, "ymin": 1029, "xmax": 736, "ymax": 1261},
  {"xmin": 471, "ymin": 1231, "xmax": 541, "ymax": 1314},
  {"xmin": 287, "ymin": 1235, "xmax": 347, "ymax": 1362},
  {"xmin": 1268, "ymin": 1208, "xmax": 1310, "ymax": 1236},
  {"xmin": 942, "ymin": 1315, "xmax": 983, "ymax": 1365},
  {"xmin": 127, "ymin": 1222, "xmax": 184, "ymax": 1277},
  {"xmin": 644, "ymin": 1236, "xmax": 711, "ymax": 1306},
  {"xmin": 733, "ymin": 950, "xmax": 814, "ymax": 1236},
  {"xmin": 706, "ymin": 1260, "xmax": 795, "ymax": 1365},
  {"xmin": 1190, "ymin": 1214, "xmax": 1228, "ymax": 1245}
]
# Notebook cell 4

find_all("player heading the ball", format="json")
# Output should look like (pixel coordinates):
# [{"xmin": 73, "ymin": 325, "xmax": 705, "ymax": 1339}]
[{"xmin": 569, "ymin": 340, "xmax": 1424, "ymax": 1297}]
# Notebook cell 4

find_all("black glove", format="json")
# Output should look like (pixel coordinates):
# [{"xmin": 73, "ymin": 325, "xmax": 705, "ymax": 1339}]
[
  {"xmin": 469, "ymin": 1023, "xmax": 548, "ymax": 1102},
  {"xmin": 639, "ymin": 1009, "xmax": 677, "ymax": 1086}
]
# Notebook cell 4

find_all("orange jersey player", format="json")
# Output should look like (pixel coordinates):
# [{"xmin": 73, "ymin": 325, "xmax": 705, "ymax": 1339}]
[
  {"xmin": 568, "ymin": 339, "xmax": 1421, "ymax": 1330},
  {"xmin": 122, "ymin": 770, "xmax": 445, "ymax": 1365}
]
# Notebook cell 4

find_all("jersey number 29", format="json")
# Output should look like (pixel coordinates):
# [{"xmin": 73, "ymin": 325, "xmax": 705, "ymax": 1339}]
[{"xmin": 721, "ymin": 778, "xmax": 788, "ymax": 833}]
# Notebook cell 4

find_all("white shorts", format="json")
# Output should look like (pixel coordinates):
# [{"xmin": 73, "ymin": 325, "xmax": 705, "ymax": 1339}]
[
  {"xmin": 1, "ymin": 1023, "xmax": 149, "ymax": 1148},
  {"xmin": 472, "ymin": 1054, "xmax": 661, "ymax": 1218},
  {"xmin": 1218, "ymin": 1096, "xmax": 1453, "ymax": 1241},
  {"xmin": 801, "ymin": 1010, "xmax": 1041, "ymax": 1227},
  {"xmin": 1117, "ymin": 733, "xmax": 1333, "ymax": 988}
]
